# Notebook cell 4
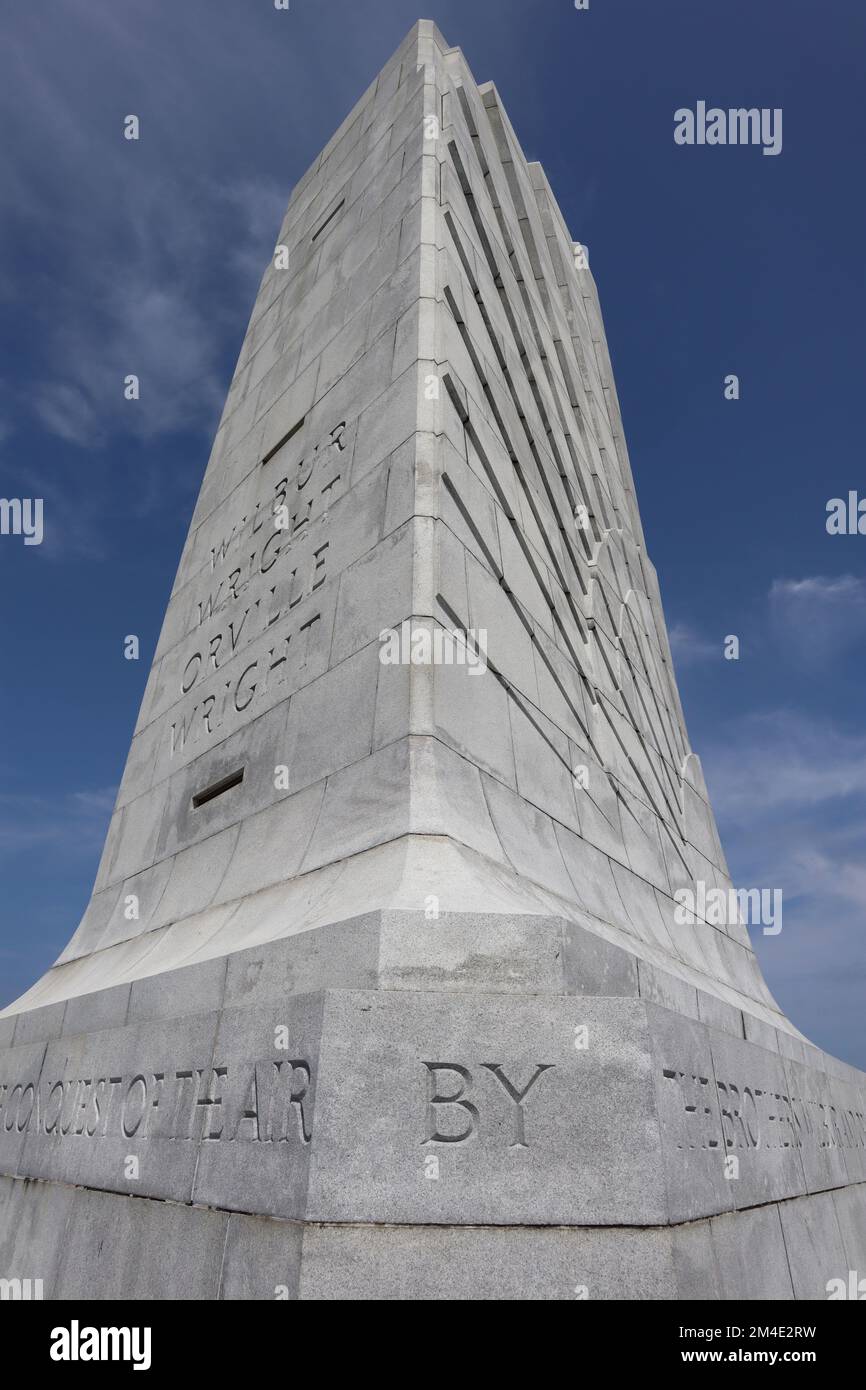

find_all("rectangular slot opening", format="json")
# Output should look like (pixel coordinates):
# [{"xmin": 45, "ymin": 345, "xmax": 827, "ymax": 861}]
[
  {"xmin": 311, "ymin": 198, "xmax": 345, "ymax": 243},
  {"xmin": 192, "ymin": 767, "xmax": 245, "ymax": 809},
  {"xmin": 262, "ymin": 415, "xmax": 305, "ymax": 466}
]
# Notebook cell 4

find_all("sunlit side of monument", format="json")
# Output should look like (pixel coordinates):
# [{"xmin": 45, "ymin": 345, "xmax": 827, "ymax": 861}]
[{"xmin": 1, "ymin": 21, "xmax": 864, "ymax": 1300}]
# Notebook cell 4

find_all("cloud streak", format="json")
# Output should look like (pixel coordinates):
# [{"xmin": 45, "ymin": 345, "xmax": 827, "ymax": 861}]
[
  {"xmin": 769, "ymin": 574, "xmax": 866, "ymax": 666},
  {"xmin": 699, "ymin": 708, "xmax": 866, "ymax": 1062},
  {"xmin": 0, "ymin": 787, "xmax": 116, "ymax": 860},
  {"xmin": 668, "ymin": 620, "xmax": 720, "ymax": 668}
]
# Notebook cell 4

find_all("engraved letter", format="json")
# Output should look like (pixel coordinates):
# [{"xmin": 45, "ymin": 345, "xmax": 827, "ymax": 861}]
[
  {"xmin": 481, "ymin": 1063, "xmax": 554, "ymax": 1148},
  {"xmin": 422, "ymin": 1063, "xmax": 479, "ymax": 1144}
]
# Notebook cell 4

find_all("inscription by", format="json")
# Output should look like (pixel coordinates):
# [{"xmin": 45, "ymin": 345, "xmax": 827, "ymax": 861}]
[{"xmin": 423, "ymin": 1061, "xmax": 554, "ymax": 1149}]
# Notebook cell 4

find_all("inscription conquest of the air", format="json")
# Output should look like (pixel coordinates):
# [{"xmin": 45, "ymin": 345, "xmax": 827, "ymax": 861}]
[{"xmin": 0, "ymin": 1060, "xmax": 313, "ymax": 1145}]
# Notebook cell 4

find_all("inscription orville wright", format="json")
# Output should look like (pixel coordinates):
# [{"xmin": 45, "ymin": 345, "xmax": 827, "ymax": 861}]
[{"xmin": 170, "ymin": 417, "xmax": 349, "ymax": 760}]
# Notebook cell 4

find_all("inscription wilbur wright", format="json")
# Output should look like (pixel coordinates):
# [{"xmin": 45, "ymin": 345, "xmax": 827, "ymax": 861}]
[{"xmin": 168, "ymin": 418, "xmax": 350, "ymax": 761}]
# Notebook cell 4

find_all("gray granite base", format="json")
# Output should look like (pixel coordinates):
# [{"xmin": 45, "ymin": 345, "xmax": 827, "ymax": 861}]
[
  {"xmin": 2, "ymin": 1174, "xmax": 865, "ymax": 1300},
  {"xmin": 2, "ymin": 912, "xmax": 865, "ymax": 1299}
]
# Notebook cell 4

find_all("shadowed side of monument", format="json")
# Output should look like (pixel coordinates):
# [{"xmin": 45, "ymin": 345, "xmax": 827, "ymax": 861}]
[{"xmin": 1, "ymin": 21, "xmax": 865, "ymax": 1301}]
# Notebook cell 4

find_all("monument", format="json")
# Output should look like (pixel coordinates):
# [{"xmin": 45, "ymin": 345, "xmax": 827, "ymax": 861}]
[{"xmin": 2, "ymin": 21, "xmax": 864, "ymax": 1300}]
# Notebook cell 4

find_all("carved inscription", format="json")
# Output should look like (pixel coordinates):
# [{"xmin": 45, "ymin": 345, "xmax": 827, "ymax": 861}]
[
  {"xmin": 0, "ymin": 1059, "xmax": 313, "ymax": 1145},
  {"xmin": 169, "ymin": 419, "xmax": 349, "ymax": 759},
  {"xmin": 169, "ymin": 607, "xmax": 323, "ymax": 758},
  {"xmin": 662, "ymin": 1065, "xmax": 866, "ymax": 1154},
  {"xmin": 423, "ymin": 1062, "xmax": 554, "ymax": 1149}
]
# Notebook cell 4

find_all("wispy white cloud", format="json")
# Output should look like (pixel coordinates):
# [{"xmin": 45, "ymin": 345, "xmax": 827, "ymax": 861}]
[
  {"xmin": 216, "ymin": 178, "xmax": 290, "ymax": 287},
  {"xmin": 668, "ymin": 620, "xmax": 720, "ymax": 668},
  {"xmin": 33, "ymin": 382, "xmax": 102, "ymax": 448},
  {"xmin": 0, "ymin": 6, "xmax": 297, "ymax": 452},
  {"xmin": 0, "ymin": 787, "xmax": 115, "ymax": 859},
  {"xmin": 699, "ymin": 707, "xmax": 866, "ymax": 1062},
  {"xmin": 705, "ymin": 709, "xmax": 866, "ymax": 817},
  {"xmin": 769, "ymin": 573, "xmax": 866, "ymax": 666}
]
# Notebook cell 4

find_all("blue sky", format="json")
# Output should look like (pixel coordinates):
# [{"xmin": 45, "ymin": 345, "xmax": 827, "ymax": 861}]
[{"xmin": 1, "ymin": 0, "xmax": 864, "ymax": 1065}]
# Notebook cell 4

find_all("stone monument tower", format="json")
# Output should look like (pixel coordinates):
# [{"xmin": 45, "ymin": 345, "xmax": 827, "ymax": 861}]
[{"xmin": 2, "ymin": 21, "xmax": 864, "ymax": 1300}]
